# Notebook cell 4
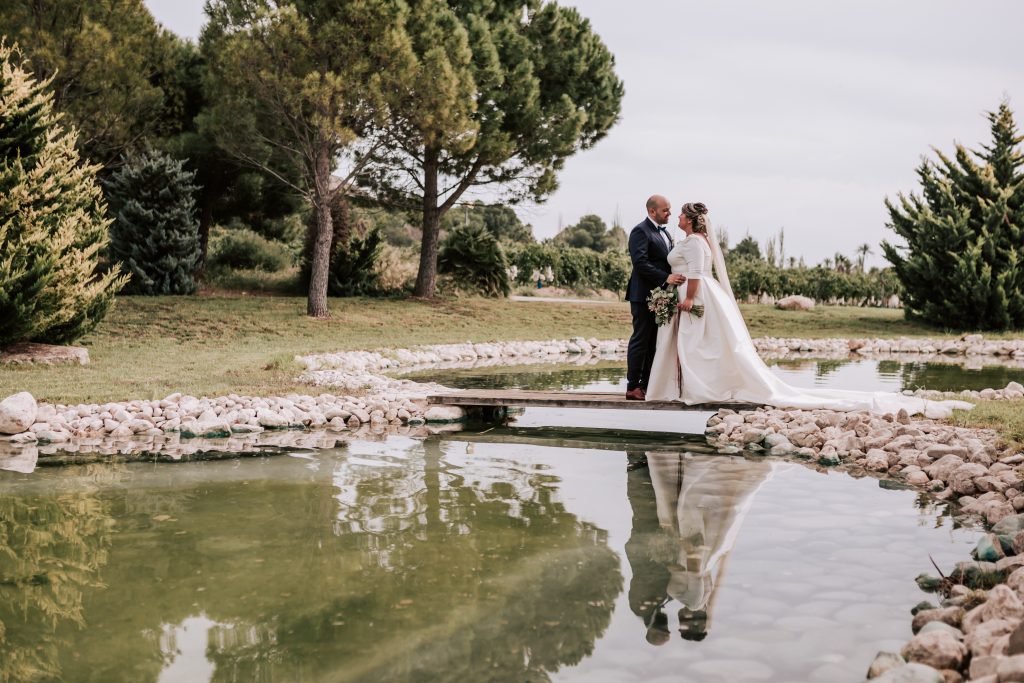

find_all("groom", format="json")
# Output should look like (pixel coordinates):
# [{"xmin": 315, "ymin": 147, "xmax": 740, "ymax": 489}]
[{"xmin": 625, "ymin": 195, "xmax": 685, "ymax": 400}]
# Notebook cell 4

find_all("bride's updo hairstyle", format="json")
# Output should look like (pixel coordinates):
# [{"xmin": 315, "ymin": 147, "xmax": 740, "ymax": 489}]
[{"xmin": 681, "ymin": 202, "xmax": 709, "ymax": 234}]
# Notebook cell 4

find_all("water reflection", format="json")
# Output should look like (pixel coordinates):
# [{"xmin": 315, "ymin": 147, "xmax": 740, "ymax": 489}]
[
  {"xmin": 410, "ymin": 356, "xmax": 1024, "ymax": 394},
  {"xmin": 0, "ymin": 441, "xmax": 621, "ymax": 683},
  {"xmin": 625, "ymin": 453, "xmax": 772, "ymax": 645},
  {"xmin": 0, "ymin": 465, "xmax": 116, "ymax": 683}
]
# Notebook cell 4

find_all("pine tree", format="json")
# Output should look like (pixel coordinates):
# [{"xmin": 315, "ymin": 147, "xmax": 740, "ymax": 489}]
[
  {"xmin": 882, "ymin": 102, "xmax": 1024, "ymax": 330},
  {"xmin": 0, "ymin": 43, "xmax": 127, "ymax": 347},
  {"xmin": 105, "ymin": 150, "xmax": 201, "ymax": 295}
]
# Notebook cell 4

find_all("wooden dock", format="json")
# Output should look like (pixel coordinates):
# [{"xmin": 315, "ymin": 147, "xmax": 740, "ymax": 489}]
[{"xmin": 427, "ymin": 389, "xmax": 759, "ymax": 413}]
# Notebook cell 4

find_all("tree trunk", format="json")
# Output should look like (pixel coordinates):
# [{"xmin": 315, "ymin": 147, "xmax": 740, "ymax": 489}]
[
  {"xmin": 307, "ymin": 147, "xmax": 334, "ymax": 318},
  {"xmin": 414, "ymin": 148, "xmax": 441, "ymax": 298},
  {"xmin": 196, "ymin": 191, "xmax": 215, "ymax": 276}
]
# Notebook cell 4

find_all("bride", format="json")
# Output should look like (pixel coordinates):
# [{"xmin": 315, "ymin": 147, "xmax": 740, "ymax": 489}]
[{"xmin": 644, "ymin": 202, "xmax": 972, "ymax": 418}]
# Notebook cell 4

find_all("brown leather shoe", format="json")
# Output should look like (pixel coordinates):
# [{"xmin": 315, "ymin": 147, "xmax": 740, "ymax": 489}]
[{"xmin": 625, "ymin": 387, "xmax": 646, "ymax": 401}]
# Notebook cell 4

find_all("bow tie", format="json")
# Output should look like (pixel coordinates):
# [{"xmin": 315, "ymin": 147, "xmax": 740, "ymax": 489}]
[{"xmin": 656, "ymin": 225, "xmax": 667, "ymax": 231}]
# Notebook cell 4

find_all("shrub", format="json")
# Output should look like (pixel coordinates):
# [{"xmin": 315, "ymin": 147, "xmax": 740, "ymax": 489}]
[
  {"xmin": 438, "ymin": 223, "xmax": 511, "ymax": 297},
  {"xmin": 299, "ymin": 196, "xmax": 384, "ymax": 296},
  {"xmin": 208, "ymin": 227, "xmax": 293, "ymax": 272},
  {"xmin": 105, "ymin": 149, "xmax": 201, "ymax": 294},
  {"xmin": 505, "ymin": 243, "xmax": 629, "ymax": 293},
  {"xmin": 0, "ymin": 44, "xmax": 127, "ymax": 346}
]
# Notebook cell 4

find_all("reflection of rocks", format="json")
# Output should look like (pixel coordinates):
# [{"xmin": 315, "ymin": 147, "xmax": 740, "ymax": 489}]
[
  {"xmin": 625, "ymin": 452, "xmax": 772, "ymax": 644},
  {"xmin": 0, "ymin": 442, "xmax": 38, "ymax": 473}
]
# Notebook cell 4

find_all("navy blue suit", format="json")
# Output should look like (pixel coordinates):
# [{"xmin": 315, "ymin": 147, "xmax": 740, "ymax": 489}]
[{"xmin": 626, "ymin": 217, "xmax": 674, "ymax": 391}]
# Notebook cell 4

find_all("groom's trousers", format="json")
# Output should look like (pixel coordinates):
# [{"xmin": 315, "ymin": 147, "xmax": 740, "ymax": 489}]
[{"xmin": 627, "ymin": 301, "xmax": 658, "ymax": 391}]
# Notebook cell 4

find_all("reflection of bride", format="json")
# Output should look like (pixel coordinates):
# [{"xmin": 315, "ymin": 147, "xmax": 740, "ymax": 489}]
[
  {"xmin": 625, "ymin": 452, "xmax": 773, "ymax": 643},
  {"xmin": 645, "ymin": 202, "xmax": 972, "ymax": 419}
]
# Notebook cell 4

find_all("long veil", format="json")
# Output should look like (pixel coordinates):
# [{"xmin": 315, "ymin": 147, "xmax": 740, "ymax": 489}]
[{"xmin": 704, "ymin": 222, "xmax": 736, "ymax": 302}]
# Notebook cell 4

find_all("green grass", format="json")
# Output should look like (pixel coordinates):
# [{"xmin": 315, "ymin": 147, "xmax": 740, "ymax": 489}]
[
  {"xmin": 2, "ymin": 295, "xmax": 1019, "ymax": 406},
  {"xmin": 740, "ymin": 304, "xmax": 1023, "ymax": 340},
  {"xmin": 949, "ymin": 400, "xmax": 1024, "ymax": 453},
  {"xmin": 1, "ymin": 295, "xmax": 633, "ymax": 404}
]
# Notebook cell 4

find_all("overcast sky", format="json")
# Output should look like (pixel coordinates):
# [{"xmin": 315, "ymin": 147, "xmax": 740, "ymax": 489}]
[{"xmin": 144, "ymin": 0, "xmax": 1024, "ymax": 267}]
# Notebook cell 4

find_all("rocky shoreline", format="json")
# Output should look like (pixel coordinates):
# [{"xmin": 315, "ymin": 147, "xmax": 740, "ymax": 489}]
[{"xmin": 3, "ymin": 334, "xmax": 1024, "ymax": 681}]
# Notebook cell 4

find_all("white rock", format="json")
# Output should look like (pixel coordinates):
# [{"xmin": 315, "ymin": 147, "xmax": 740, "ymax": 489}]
[
  {"xmin": 423, "ymin": 406, "xmax": 466, "ymax": 423},
  {"xmin": 0, "ymin": 392, "xmax": 38, "ymax": 434}
]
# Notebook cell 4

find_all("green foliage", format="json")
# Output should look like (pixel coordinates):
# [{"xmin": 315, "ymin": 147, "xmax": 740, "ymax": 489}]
[
  {"xmin": 506, "ymin": 243, "xmax": 630, "ymax": 293},
  {"xmin": 0, "ymin": 1, "xmax": 182, "ymax": 165},
  {"xmin": 883, "ymin": 101, "xmax": 1024, "ymax": 331},
  {"xmin": 105, "ymin": 149, "xmax": 201, "ymax": 295},
  {"xmin": 207, "ymin": 227, "xmax": 293, "ymax": 272},
  {"xmin": 727, "ymin": 257, "xmax": 902, "ymax": 305},
  {"xmin": 553, "ymin": 214, "xmax": 622, "ymax": 253},
  {"xmin": 361, "ymin": 0, "xmax": 624, "ymax": 296},
  {"xmin": 438, "ymin": 223, "xmax": 511, "ymax": 297},
  {"xmin": 442, "ymin": 201, "xmax": 534, "ymax": 243},
  {"xmin": 299, "ymin": 208, "xmax": 385, "ymax": 297},
  {"xmin": 202, "ymin": 0, "xmax": 414, "ymax": 314},
  {"xmin": 0, "ymin": 44, "xmax": 127, "ymax": 346},
  {"xmin": 730, "ymin": 235, "xmax": 762, "ymax": 261}
]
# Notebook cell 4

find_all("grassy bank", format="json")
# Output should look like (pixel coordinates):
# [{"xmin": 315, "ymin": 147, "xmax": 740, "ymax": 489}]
[
  {"xmin": 1, "ymin": 295, "xmax": 1019, "ymax": 405},
  {"xmin": 949, "ymin": 401, "xmax": 1024, "ymax": 453}
]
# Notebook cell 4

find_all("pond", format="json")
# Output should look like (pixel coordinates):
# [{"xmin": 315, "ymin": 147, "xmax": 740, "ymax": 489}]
[{"xmin": 3, "ymin": 357, "xmax": 1021, "ymax": 682}]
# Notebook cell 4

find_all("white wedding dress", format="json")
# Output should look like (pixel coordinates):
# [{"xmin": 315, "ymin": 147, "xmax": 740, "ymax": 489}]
[{"xmin": 645, "ymin": 234, "xmax": 973, "ymax": 418}]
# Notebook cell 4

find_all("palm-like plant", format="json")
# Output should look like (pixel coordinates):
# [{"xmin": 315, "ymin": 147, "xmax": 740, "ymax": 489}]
[{"xmin": 856, "ymin": 243, "xmax": 873, "ymax": 272}]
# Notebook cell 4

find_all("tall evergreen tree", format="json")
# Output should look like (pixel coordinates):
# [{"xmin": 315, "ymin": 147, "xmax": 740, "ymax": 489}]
[
  {"xmin": 362, "ymin": 0, "xmax": 624, "ymax": 297},
  {"xmin": 0, "ymin": 44, "xmax": 127, "ymax": 347},
  {"xmin": 882, "ymin": 102, "xmax": 1024, "ymax": 330},
  {"xmin": 201, "ymin": 0, "xmax": 416, "ymax": 317},
  {"xmin": 105, "ymin": 150, "xmax": 202, "ymax": 294},
  {"xmin": 0, "ymin": 0, "xmax": 180, "ymax": 166}
]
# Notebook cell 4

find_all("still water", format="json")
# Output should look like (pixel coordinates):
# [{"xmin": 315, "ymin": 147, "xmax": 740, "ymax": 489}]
[{"xmin": 4, "ymin": 357, "xmax": 1020, "ymax": 682}]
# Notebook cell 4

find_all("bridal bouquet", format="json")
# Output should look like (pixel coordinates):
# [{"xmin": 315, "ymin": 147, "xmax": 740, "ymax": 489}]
[
  {"xmin": 648, "ymin": 287, "xmax": 678, "ymax": 326},
  {"xmin": 647, "ymin": 287, "xmax": 704, "ymax": 326}
]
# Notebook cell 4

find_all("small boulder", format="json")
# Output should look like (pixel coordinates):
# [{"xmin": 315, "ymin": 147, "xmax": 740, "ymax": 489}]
[
  {"xmin": 0, "ymin": 392, "xmax": 38, "ymax": 434},
  {"xmin": 869, "ymin": 663, "xmax": 946, "ymax": 683},
  {"xmin": 423, "ymin": 406, "xmax": 466, "ymax": 423},
  {"xmin": 775, "ymin": 295, "xmax": 815, "ymax": 311},
  {"xmin": 867, "ymin": 651, "xmax": 905, "ymax": 679}
]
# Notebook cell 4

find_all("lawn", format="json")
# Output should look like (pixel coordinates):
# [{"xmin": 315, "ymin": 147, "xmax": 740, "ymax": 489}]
[{"xmin": 1, "ymin": 294, "xmax": 1017, "ymax": 405}]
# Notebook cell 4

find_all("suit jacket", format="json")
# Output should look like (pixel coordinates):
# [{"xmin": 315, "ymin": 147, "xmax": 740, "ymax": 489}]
[{"xmin": 626, "ymin": 217, "xmax": 674, "ymax": 302}]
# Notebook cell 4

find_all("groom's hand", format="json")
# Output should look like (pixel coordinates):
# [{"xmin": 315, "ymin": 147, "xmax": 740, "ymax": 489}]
[{"xmin": 666, "ymin": 274, "xmax": 686, "ymax": 286}]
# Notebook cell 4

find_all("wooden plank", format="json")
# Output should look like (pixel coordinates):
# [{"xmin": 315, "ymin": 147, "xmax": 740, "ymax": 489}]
[
  {"xmin": 444, "ymin": 426, "xmax": 717, "ymax": 453},
  {"xmin": 426, "ymin": 389, "xmax": 759, "ymax": 412}
]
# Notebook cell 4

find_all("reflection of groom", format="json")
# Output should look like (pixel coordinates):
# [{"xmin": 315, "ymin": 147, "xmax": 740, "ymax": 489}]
[
  {"xmin": 624, "ymin": 451, "xmax": 773, "ymax": 643},
  {"xmin": 625, "ymin": 196, "xmax": 685, "ymax": 401}
]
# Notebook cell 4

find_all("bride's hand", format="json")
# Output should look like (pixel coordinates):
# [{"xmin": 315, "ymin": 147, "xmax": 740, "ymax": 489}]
[{"xmin": 678, "ymin": 298, "xmax": 694, "ymax": 312}]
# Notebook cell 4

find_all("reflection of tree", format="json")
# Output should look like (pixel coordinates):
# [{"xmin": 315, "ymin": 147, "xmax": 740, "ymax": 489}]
[
  {"xmin": 624, "ymin": 452, "xmax": 772, "ymax": 644},
  {"xmin": 26, "ymin": 441, "xmax": 619, "ymax": 682},
  {"xmin": 895, "ymin": 361, "xmax": 1024, "ymax": 393},
  {"xmin": 0, "ymin": 466, "xmax": 114, "ymax": 683},
  {"xmin": 204, "ymin": 438, "xmax": 621, "ymax": 683}
]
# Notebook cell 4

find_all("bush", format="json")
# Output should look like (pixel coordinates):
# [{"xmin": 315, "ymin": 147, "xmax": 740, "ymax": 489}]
[
  {"xmin": 208, "ymin": 227, "xmax": 293, "ymax": 272},
  {"xmin": 438, "ymin": 223, "xmax": 511, "ymax": 297},
  {"xmin": 105, "ymin": 149, "xmax": 201, "ymax": 294},
  {"xmin": 726, "ymin": 257, "xmax": 901, "ymax": 305},
  {"xmin": 299, "ymin": 196, "xmax": 384, "ymax": 296},
  {"xmin": 0, "ymin": 44, "xmax": 127, "ymax": 346},
  {"xmin": 506, "ymin": 243, "xmax": 630, "ymax": 293}
]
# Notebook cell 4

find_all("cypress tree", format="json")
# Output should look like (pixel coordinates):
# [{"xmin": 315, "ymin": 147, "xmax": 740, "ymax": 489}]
[
  {"xmin": 882, "ymin": 102, "xmax": 1024, "ymax": 330},
  {"xmin": 106, "ymin": 150, "xmax": 201, "ymax": 295},
  {"xmin": 0, "ymin": 44, "xmax": 127, "ymax": 347}
]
